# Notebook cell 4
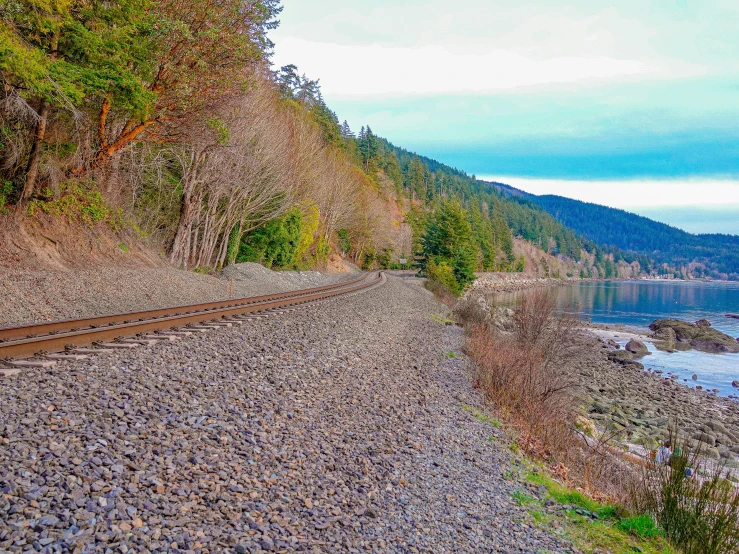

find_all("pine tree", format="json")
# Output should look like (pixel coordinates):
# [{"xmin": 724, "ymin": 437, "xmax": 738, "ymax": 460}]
[
  {"xmin": 340, "ymin": 120, "xmax": 355, "ymax": 139},
  {"xmin": 420, "ymin": 199, "xmax": 477, "ymax": 289}
]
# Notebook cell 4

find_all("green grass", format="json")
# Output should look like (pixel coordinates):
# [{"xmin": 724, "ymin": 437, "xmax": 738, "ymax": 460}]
[
  {"xmin": 461, "ymin": 404, "xmax": 502, "ymax": 428},
  {"xmin": 446, "ymin": 351, "xmax": 457, "ymax": 358},
  {"xmin": 118, "ymin": 243, "xmax": 129, "ymax": 252},
  {"xmin": 430, "ymin": 312, "xmax": 455, "ymax": 326},
  {"xmin": 520, "ymin": 471, "xmax": 674, "ymax": 554}
]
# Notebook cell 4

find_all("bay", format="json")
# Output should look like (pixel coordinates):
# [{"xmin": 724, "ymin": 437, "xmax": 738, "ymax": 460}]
[{"xmin": 490, "ymin": 280, "xmax": 739, "ymax": 397}]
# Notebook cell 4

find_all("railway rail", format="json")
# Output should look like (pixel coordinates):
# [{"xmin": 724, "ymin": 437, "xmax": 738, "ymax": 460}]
[{"xmin": 0, "ymin": 271, "xmax": 385, "ymax": 365}]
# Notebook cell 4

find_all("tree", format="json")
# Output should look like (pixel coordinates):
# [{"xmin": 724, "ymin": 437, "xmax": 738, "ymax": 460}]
[
  {"xmin": 92, "ymin": 0, "xmax": 281, "ymax": 170},
  {"xmin": 1, "ymin": 0, "xmax": 153, "ymax": 204},
  {"xmin": 357, "ymin": 125, "xmax": 378, "ymax": 172},
  {"xmin": 340, "ymin": 120, "xmax": 354, "ymax": 140},
  {"xmin": 420, "ymin": 199, "xmax": 477, "ymax": 290}
]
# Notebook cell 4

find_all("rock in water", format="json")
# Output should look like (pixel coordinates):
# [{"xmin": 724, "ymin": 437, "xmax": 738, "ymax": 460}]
[
  {"xmin": 692, "ymin": 374, "xmax": 698, "ymax": 381},
  {"xmin": 649, "ymin": 319, "xmax": 739, "ymax": 353},
  {"xmin": 625, "ymin": 338, "xmax": 650, "ymax": 358},
  {"xmin": 732, "ymin": 381, "xmax": 739, "ymax": 388}
]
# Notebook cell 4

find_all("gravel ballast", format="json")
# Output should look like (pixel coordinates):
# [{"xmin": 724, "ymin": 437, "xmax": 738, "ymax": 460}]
[
  {"xmin": 0, "ymin": 275, "xmax": 574, "ymax": 553},
  {"xmin": 0, "ymin": 263, "xmax": 350, "ymax": 327}
]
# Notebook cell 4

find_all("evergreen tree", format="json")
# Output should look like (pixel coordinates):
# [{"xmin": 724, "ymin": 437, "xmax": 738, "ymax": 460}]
[{"xmin": 420, "ymin": 199, "xmax": 477, "ymax": 289}]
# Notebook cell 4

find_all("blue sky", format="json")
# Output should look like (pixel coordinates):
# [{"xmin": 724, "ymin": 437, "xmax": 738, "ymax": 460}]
[{"xmin": 270, "ymin": 1, "xmax": 739, "ymax": 234}]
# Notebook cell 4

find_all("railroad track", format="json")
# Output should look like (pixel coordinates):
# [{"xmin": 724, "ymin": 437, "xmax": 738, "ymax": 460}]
[{"xmin": 0, "ymin": 271, "xmax": 386, "ymax": 369}]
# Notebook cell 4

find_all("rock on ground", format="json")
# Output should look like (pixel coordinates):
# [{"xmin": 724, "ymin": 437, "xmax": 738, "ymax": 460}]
[
  {"xmin": 0, "ymin": 265, "xmax": 351, "ymax": 327},
  {"xmin": 0, "ymin": 275, "xmax": 574, "ymax": 553}
]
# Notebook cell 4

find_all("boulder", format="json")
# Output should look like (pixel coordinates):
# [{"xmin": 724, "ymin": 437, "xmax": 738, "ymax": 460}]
[
  {"xmin": 691, "ymin": 374, "xmax": 698, "ymax": 381},
  {"xmin": 626, "ymin": 339, "xmax": 649, "ymax": 358},
  {"xmin": 625, "ymin": 339, "xmax": 649, "ymax": 358},
  {"xmin": 608, "ymin": 350, "xmax": 635, "ymax": 364},
  {"xmin": 696, "ymin": 318, "xmax": 712, "ymax": 328},
  {"xmin": 649, "ymin": 319, "xmax": 739, "ymax": 353},
  {"xmin": 733, "ymin": 381, "xmax": 739, "ymax": 389}
]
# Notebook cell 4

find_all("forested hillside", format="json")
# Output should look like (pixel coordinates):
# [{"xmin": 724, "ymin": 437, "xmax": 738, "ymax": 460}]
[
  {"xmin": 1, "ymin": 0, "xmax": 727, "ymax": 284},
  {"xmin": 524, "ymin": 195, "xmax": 739, "ymax": 280}
]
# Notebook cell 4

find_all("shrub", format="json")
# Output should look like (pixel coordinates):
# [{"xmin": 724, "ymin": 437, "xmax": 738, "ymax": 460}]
[
  {"xmin": 466, "ymin": 289, "xmax": 581, "ymax": 455},
  {"xmin": 633, "ymin": 432, "xmax": 739, "ymax": 554},
  {"xmin": 238, "ymin": 208, "xmax": 303, "ymax": 268},
  {"xmin": 427, "ymin": 258, "xmax": 461, "ymax": 295},
  {"xmin": 26, "ymin": 180, "xmax": 124, "ymax": 229},
  {"xmin": 0, "ymin": 181, "xmax": 13, "ymax": 214}
]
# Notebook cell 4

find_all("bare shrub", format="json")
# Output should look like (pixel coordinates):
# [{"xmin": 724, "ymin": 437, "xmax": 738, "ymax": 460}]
[
  {"xmin": 453, "ymin": 296, "xmax": 488, "ymax": 327},
  {"xmin": 466, "ymin": 289, "xmax": 579, "ymax": 451},
  {"xmin": 464, "ymin": 288, "xmax": 638, "ymax": 499}
]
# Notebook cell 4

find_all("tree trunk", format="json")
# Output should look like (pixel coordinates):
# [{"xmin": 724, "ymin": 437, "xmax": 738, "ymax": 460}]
[
  {"xmin": 18, "ymin": 101, "xmax": 49, "ymax": 209},
  {"xmin": 170, "ymin": 186, "xmax": 199, "ymax": 268},
  {"xmin": 18, "ymin": 32, "xmax": 59, "ymax": 210}
]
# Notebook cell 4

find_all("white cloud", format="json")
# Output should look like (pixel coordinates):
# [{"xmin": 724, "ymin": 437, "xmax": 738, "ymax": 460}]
[
  {"xmin": 481, "ymin": 176, "xmax": 739, "ymax": 208},
  {"xmin": 271, "ymin": 37, "xmax": 663, "ymax": 97}
]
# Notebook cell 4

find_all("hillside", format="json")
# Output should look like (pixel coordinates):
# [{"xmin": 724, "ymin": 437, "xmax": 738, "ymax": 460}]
[
  {"xmin": 2, "ymin": 0, "xmax": 733, "ymax": 283},
  {"xmin": 502, "ymin": 191, "xmax": 739, "ymax": 280}
]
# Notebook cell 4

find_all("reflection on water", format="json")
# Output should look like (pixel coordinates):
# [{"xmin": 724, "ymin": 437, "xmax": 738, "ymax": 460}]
[{"xmin": 489, "ymin": 280, "xmax": 739, "ymax": 397}]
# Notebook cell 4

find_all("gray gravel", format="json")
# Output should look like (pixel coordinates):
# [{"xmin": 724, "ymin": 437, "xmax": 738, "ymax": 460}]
[
  {"xmin": 0, "ymin": 263, "xmax": 351, "ymax": 327},
  {"xmin": 0, "ymin": 275, "xmax": 574, "ymax": 553}
]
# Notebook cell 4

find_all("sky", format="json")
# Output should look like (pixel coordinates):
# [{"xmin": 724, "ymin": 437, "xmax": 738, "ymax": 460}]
[{"xmin": 270, "ymin": 1, "xmax": 739, "ymax": 235}]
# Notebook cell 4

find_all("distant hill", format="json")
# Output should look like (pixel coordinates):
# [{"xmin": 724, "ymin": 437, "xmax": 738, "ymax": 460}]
[{"xmin": 487, "ymin": 186, "xmax": 739, "ymax": 280}]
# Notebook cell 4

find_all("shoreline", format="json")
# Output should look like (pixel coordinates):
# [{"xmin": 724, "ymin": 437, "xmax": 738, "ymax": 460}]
[
  {"xmin": 575, "ymin": 327, "xmax": 739, "ymax": 469},
  {"xmin": 466, "ymin": 275, "xmax": 739, "ymax": 469}
]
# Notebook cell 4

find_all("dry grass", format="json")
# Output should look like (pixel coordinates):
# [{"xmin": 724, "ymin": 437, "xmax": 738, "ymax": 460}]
[{"xmin": 462, "ymin": 288, "xmax": 636, "ymax": 501}]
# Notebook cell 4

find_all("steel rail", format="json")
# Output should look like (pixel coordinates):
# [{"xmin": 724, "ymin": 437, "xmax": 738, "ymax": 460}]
[
  {"xmin": 0, "ymin": 272, "xmax": 385, "ymax": 359},
  {"xmin": 0, "ymin": 272, "xmax": 371, "ymax": 342}
]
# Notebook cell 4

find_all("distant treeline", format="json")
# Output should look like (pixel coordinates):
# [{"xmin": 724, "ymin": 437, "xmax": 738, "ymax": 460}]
[{"xmin": 525, "ymin": 195, "xmax": 739, "ymax": 280}]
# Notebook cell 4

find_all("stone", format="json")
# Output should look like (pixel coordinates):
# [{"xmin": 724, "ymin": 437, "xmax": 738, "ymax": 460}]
[
  {"xmin": 625, "ymin": 339, "xmax": 649, "ymax": 358},
  {"xmin": 692, "ymin": 374, "xmax": 698, "ymax": 381}
]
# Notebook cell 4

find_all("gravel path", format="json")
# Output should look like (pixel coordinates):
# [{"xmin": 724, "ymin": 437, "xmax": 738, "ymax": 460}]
[
  {"xmin": 0, "ymin": 276, "xmax": 574, "ymax": 553},
  {"xmin": 0, "ymin": 263, "xmax": 350, "ymax": 327}
]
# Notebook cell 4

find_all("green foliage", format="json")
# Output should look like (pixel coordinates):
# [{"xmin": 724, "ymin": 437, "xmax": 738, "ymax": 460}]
[
  {"xmin": 426, "ymin": 259, "xmax": 461, "ymax": 295},
  {"xmin": 420, "ymin": 199, "xmax": 477, "ymax": 291},
  {"xmin": 238, "ymin": 209, "xmax": 303, "ymax": 269},
  {"xmin": 618, "ymin": 515, "xmax": 663, "ymax": 539},
  {"xmin": 0, "ymin": 181, "xmax": 13, "ymax": 214},
  {"xmin": 0, "ymin": 0, "xmax": 155, "ymax": 111},
  {"xmin": 337, "ymin": 228, "xmax": 351, "ymax": 255},
  {"xmin": 361, "ymin": 249, "xmax": 376, "ymax": 270},
  {"xmin": 27, "ymin": 180, "xmax": 124, "ymax": 229},
  {"xmin": 312, "ymin": 235, "xmax": 331, "ymax": 265},
  {"xmin": 514, "ymin": 255, "xmax": 526, "ymax": 272},
  {"xmin": 635, "ymin": 433, "xmax": 739, "ymax": 554},
  {"xmin": 293, "ymin": 203, "xmax": 319, "ymax": 266}
]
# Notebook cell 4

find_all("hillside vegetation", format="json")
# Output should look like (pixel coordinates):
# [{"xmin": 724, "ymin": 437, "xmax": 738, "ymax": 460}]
[
  {"xmin": 491, "ymin": 184, "xmax": 739, "ymax": 280},
  {"xmin": 1, "ymin": 0, "xmax": 724, "ymax": 283}
]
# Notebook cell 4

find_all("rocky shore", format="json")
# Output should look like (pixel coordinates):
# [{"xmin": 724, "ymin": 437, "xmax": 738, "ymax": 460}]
[
  {"xmin": 578, "ymin": 328, "xmax": 739, "ymax": 466},
  {"xmin": 467, "ymin": 273, "xmax": 580, "ymax": 295},
  {"xmin": 466, "ymin": 286, "xmax": 739, "ymax": 469}
]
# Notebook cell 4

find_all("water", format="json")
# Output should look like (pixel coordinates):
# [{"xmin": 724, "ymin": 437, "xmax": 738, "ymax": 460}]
[{"xmin": 490, "ymin": 280, "xmax": 739, "ymax": 397}]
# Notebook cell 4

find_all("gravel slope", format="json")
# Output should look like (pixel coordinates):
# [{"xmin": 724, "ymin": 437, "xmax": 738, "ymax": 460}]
[
  {"xmin": 0, "ymin": 276, "xmax": 574, "ymax": 553},
  {"xmin": 0, "ymin": 263, "xmax": 350, "ymax": 327}
]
